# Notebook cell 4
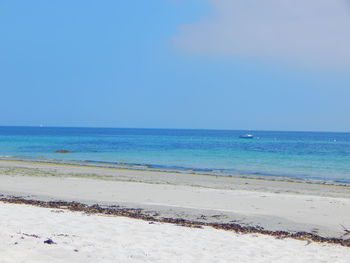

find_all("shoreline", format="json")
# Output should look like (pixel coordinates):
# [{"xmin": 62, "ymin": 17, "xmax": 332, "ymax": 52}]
[
  {"xmin": 1, "ymin": 159, "xmax": 350, "ymax": 243},
  {"xmin": 1, "ymin": 157, "xmax": 350, "ymax": 187},
  {"xmin": 1, "ymin": 159, "xmax": 350, "ymax": 198}
]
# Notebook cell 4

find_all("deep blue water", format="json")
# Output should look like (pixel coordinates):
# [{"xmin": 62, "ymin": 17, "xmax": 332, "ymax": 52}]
[{"xmin": 0, "ymin": 126, "xmax": 350, "ymax": 182}]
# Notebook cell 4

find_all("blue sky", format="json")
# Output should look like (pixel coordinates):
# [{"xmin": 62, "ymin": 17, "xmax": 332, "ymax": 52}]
[{"xmin": 1, "ymin": 0, "xmax": 349, "ymax": 132}]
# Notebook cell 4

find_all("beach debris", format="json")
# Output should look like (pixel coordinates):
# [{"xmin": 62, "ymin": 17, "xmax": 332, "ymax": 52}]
[
  {"xmin": 55, "ymin": 233, "xmax": 70, "ymax": 237},
  {"xmin": 55, "ymin": 149, "xmax": 72, "ymax": 153},
  {"xmin": 211, "ymin": 214, "xmax": 223, "ymax": 218},
  {"xmin": 44, "ymin": 238, "xmax": 56, "ymax": 245},
  {"xmin": 51, "ymin": 209, "xmax": 65, "ymax": 213},
  {"xmin": 23, "ymin": 233, "xmax": 40, "ymax": 238},
  {"xmin": 305, "ymin": 240, "xmax": 312, "ymax": 246},
  {"xmin": 197, "ymin": 215, "xmax": 207, "ymax": 220},
  {"xmin": 1, "ymin": 196, "xmax": 350, "ymax": 247},
  {"xmin": 340, "ymin": 224, "xmax": 350, "ymax": 237}
]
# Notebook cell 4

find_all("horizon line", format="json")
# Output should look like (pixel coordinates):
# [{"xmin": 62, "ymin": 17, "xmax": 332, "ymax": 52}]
[{"xmin": 0, "ymin": 125, "xmax": 349, "ymax": 134}]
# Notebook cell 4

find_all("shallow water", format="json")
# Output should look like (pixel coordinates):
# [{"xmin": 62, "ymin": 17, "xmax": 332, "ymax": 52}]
[{"xmin": 0, "ymin": 126, "xmax": 349, "ymax": 182}]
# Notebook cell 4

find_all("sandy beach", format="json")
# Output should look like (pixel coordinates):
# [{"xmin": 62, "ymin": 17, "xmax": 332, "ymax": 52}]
[
  {"xmin": 1, "ymin": 202, "xmax": 350, "ymax": 263},
  {"xmin": 0, "ymin": 159, "xmax": 350, "ymax": 261}
]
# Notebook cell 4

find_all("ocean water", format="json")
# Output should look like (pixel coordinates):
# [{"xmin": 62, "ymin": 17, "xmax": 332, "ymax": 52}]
[{"xmin": 0, "ymin": 126, "xmax": 349, "ymax": 183}]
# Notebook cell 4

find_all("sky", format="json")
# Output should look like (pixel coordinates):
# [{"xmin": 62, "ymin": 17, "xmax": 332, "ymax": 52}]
[{"xmin": 1, "ymin": 0, "xmax": 350, "ymax": 132}]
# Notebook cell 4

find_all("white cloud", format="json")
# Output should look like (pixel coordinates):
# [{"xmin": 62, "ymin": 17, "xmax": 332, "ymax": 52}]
[{"xmin": 173, "ymin": 0, "xmax": 350, "ymax": 67}]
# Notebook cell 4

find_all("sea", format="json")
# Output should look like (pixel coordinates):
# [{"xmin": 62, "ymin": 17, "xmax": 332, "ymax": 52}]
[{"xmin": 0, "ymin": 126, "xmax": 349, "ymax": 183}]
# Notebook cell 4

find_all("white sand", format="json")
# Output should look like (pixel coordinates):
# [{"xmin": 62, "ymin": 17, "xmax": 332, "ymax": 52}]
[
  {"xmin": 1, "ymin": 160, "xmax": 350, "ymax": 237},
  {"xmin": 0, "ymin": 202, "xmax": 349, "ymax": 263},
  {"xmin": 1, "ymin": 159, "xmax": 350, "ymax": 262}
]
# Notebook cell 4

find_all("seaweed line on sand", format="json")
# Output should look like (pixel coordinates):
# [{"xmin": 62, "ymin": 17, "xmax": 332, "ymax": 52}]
[{"xmin": 1, "ymin": 196, "xmax": 350, "ymax": 247}]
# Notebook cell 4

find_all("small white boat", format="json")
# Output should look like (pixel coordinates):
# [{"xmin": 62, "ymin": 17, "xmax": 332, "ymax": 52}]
[{"xmin": 239, "ymin": 134, "xmax": 254, "ymax": 139}]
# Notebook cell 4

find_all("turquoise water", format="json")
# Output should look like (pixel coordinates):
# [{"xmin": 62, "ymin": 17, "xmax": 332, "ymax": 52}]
[{"xmin": 0, "ymin": 126, "xmax": 350, "ymax": 183}]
